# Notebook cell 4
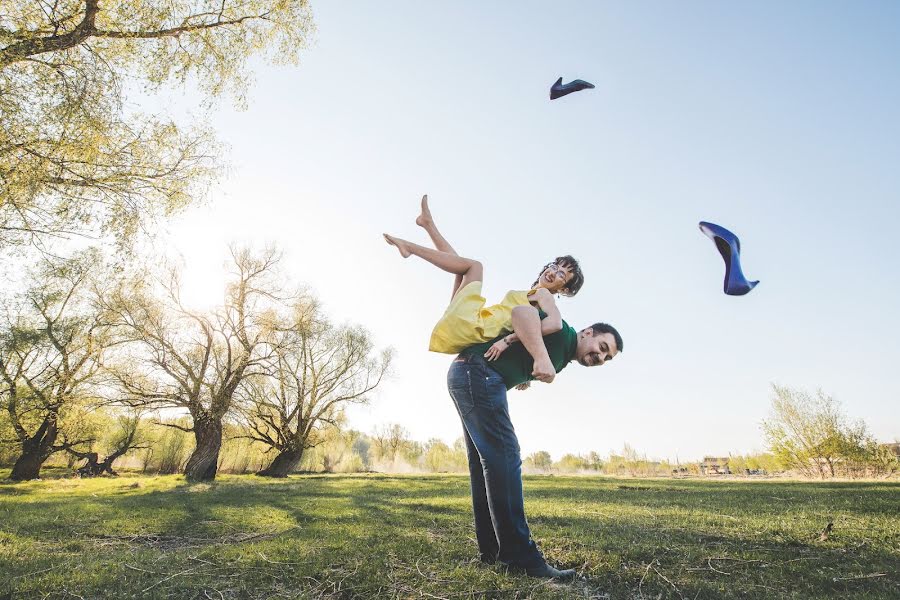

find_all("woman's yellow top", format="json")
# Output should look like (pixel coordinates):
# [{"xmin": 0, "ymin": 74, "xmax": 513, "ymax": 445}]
[{"xmin": 429, "ymin": 281, "xmax": 533, "ymax": 354}]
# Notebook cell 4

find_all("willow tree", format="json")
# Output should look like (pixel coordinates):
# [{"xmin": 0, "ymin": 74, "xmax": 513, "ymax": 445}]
[
  {"xmin": 0, "ymin": 249, "xmax": 113, "ymax": 480},
  {"xmin": 0, "ymin": 0, "xmax": 314, "ymax": 251},
  {"xmin": 105, "ymin": 246, "xmax": 283, "ymax": 481},
  {"xmin": 243, "ymin": 298, "xmax": 392, "ymax": 478}
]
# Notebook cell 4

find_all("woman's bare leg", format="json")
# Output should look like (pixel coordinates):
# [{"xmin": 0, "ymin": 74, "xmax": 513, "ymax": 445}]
[
  {"xmin": 415, "ymin": 195, "xmax": 465, "ymax": 298},
  {"xmin": 383, "ymin": 234, "xmax": 483, "ymax": 294}
]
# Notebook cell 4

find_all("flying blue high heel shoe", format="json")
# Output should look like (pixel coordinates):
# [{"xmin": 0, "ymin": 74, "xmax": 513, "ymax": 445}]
[
  {"xmin": 698, "ymin": 221, "xmax": 759, "ymax": 296},
  {"xmin": 550, "ymin": 76, "xmax": 595, "ymax": 100}
]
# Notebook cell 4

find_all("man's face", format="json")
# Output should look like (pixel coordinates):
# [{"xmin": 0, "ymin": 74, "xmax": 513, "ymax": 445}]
[{"xmin": 575, "ymin": 328, "xmax": 618, "ymax": 367}]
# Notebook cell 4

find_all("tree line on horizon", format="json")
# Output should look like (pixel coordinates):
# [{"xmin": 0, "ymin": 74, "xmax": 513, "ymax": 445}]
[{"xmin": 2, "ymin": 380, "xmax": 896, "ymax": 480}]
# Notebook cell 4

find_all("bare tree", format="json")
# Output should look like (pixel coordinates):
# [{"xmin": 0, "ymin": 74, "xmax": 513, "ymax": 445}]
[
  {"xmin": 0, "ymin": 250, "xmax": 113, "ymax": 480},
  {"xmin": 370, "ymin": 423, "xmax": 410, "ymax": 464},
  {"xmin": 242, "ymin": 297, "xmax": 393, "ymax": 477},
  {"xmin": 104, "ymin": 246, "xmax": 282, "ymax": 481}
]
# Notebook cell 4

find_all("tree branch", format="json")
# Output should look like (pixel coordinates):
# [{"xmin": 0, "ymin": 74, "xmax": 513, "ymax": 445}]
[
  {"xmin": 153, "ymin": 421, "xmax": 194, "ymax": 433},
  {"xmin": 0, "ymin": 0, "xmax": 100, "ymax": 67}
]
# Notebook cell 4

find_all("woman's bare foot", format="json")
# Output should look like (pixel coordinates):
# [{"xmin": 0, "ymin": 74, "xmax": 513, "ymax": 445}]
[
  {"xmin": 383, "ymin": 233, "xmax": 411, "ymax": 258},
  {"xmin": 415, "ymin": 194, "xmax": 433, "ymax": 229}
]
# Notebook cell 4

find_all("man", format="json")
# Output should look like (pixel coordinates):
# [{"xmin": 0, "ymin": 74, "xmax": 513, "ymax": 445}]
[{"xmin": 448, "ymin": 304, "xmax": 623, "ymax": 580}]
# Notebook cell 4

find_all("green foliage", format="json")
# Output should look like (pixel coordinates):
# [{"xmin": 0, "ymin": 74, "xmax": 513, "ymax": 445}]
[
  {"xmin": 141, "ymin": 419, "xmax": 191, "ymax": 474},
  {"xmin": 1, "ymin": 0, "xmax": 315, "ymax": 251},
  {"xmin": 763, "ymin": 385, "xmax": 890, "ymax": 478},
  {"xmin": 0, "ymin": 409, "xmax": 17, "ymax": 466},
  {"xmin": 217, "ymin": 425, "xmax": 270, "ymax": 474},
  {"xmin": 241, "ymin": 294, "xmax": 393, "ymax": 476},
  {"xmin": 603, "ymin": 444, "xmax": 672, "ymax": 477},
  {"xmin": 0, "ymin": 250, "xmax": 115, "ymax": 477},
  {"xmin": 301, "ymin": 425, "xmax": 361, "ymax": 473},
  {"xmin": 726, "ymin": 452, "xmax": 779, "ymax": 475},
  {"xmin": 422, "ymin": 438, "xmax": 467, "ymax": 473},
  {"xmin": 525, "ymin": 450, "xmax": 553, "ymax": 472},
  {"xmin": 554, "ymin": 453, "xmax": 590, "ymax": 473}
]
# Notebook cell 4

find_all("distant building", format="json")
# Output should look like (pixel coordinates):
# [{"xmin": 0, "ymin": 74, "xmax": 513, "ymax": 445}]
[
  {"xmin": 700, "ymin": 456, "xmax": 731, "ymax": 475},
  {"xmin": 882, "ymin": 442, "xmax": 900, "ymax": 458}
]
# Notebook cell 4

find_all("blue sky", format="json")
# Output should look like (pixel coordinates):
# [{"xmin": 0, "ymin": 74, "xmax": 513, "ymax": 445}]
[{"xmin": 159, "ymin": 1, "xmax": 900, "ymax": 460}]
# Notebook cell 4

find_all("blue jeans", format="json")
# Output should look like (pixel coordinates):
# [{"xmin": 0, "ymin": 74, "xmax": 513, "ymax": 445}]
[{"xmin": 447, "ymin": 353, "xmax": 544, "ymax": 568}]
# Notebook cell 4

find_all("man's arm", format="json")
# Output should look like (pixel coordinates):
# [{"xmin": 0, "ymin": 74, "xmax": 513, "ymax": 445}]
[
  {"xmin": 528, "ymin": 288, "xmax": 562, "ymax": 334},
  {"xmin": 510, "ymin": 305, "xmax": 555, "ymax": 383}
]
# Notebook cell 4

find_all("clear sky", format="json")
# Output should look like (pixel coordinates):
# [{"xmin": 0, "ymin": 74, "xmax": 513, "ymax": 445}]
[{"xmin": 156, "ymin": 1, "xmax": 900, "ymax": 461}]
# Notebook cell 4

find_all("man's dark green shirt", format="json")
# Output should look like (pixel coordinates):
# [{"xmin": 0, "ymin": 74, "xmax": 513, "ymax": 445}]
[{"xmin": 461, "ymin": 320, "xmax": 579, "ymax": 390}]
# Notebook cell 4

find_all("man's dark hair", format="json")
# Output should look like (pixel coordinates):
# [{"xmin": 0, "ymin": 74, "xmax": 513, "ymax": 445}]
[
  {"xmin": 532, "ymin": 255, "xmax": 585, "ymax": 297},
  {"xmin": 588, "ymin": 322, "xmax": 624, "ymax": 353}
]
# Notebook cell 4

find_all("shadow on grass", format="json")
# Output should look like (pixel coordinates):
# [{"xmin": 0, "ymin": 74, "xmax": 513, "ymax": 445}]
[{"xmin": 2, "ymin": 475, "xmax": 898, "ymax": 599}]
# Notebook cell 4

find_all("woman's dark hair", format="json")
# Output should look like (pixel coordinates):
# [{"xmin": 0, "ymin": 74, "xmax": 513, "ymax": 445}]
[
  {"xmin": 532, "ymin": 255, "xmax": 585, "ymax": 297},
  {"xmin": 588, "ymin": 322, "xmax": 624, "ymax": 353}
]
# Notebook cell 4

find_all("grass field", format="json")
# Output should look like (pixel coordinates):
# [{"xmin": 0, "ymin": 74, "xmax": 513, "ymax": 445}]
[{"xmin": 1, "ymin": 471, "xmax": 898, "ymax": 599}]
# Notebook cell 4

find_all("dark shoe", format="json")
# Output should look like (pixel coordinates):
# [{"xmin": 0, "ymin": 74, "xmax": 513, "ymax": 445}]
[
  {"xmin": 698, "ymin": 221, "xmax": 759, "ymax": 296},
  {"xmin": 525, "ymin": 562, "xmax": 577, "ymax": 580},
  {"xmin": 550, "ymin": 76, "xmax": 596, "ymax": 100}
]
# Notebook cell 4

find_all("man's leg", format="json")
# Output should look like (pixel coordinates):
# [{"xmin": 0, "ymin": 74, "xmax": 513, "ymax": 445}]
[
  {"xmin": 415, "ymin": 195, "xmax": 466, "ymax": 299},
  {"xmin": 449, "ymin": 357, "xmax": 543, "ymax": 569},
  {"xmin": 468, "ymin": 383, "xmax": 541, "ymax": 568},
  {"xmin": 461, "ymin": 424, "xmax": 499, "ymax": 563}
]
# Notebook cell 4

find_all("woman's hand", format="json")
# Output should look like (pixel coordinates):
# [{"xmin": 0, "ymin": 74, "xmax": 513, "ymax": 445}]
[
  {"xmin": 484, "ymin": 337, "xmax": 510, "ymax": 361},
  {"xmin": 515, "ymin": 382, "xmax": 531, "ymax": 391}
]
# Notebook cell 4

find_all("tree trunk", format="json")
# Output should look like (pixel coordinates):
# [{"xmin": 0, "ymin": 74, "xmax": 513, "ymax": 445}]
[
  {"xmin": 183, "ymin": 417, "xmax": 223, "ymax": 482},
  {"xmin": 10, "ymin": 445, "xmax": 48, "ymax": 481},
  {"xmin": 75, "ymin": 452, "xmax": 121, "ymax": 477},
  {"xmin": 76, "ymin": 452, "xmax": 103, "ymax": 477},
  {"xmin": 9, "ymin": 418, "xmax": 58, "ymax": 481},
  {"xmin": 257, "ymin": 448, "xmax": 303, "ymax": 478}
]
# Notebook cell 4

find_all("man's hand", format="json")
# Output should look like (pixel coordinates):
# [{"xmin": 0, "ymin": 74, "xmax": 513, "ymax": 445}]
[
  {"xmin": 531, "ymin": 357, "xmax": 556, "ymax": 383},
  {"xmin": 515, "ymin": 382, "xmax": 531, "ymax": 391},
  {"xmin": 484, "ymin": 337, "xmax": 510, "ymax": 361}
]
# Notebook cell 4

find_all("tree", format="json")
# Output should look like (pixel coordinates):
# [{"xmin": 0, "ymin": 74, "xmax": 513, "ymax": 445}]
[
  {"xmin": 371, "ymin": 423, "xmax": 411, "ymax": 465},
  {"xmin": 0, "ymin": 250, "xmax": 113, "ymax": 480},
  {"xmin": 762, "ymin": 384, "xmax": 880, "ymax": 478},
  {"xmin": 422, "ymin": 438, "xmax": 466, "ymax": 473},
  {"xmin": 585, "ymin": 451, "xmax": 603, "ymax": 472},
  {"xmin": 524, "ymin": 450, "xmax": 552, "ymax": 472},
  {"xmin": 350, "ymin": 430, "xmax": 372, "ymax": 471},
  {"xmin": 243, "ymin": 299, "xmax": 392, "ymax": 477},
  {"xmin": 68, "ymin": 410, "xmax": 146, "ymax": 476},
  {"xmin": 1, "ymin": 0, "xmax": 314, "ymax": 252},
  {"xmin": 104, "ymin": 246, "xmax": 282, "ymax": 481},
  {"xmin": 554, "ymin": 453, "xmax": 589, "ymax": 473}
]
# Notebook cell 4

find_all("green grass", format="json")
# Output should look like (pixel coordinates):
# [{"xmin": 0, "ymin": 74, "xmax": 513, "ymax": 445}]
[{"xmin": 1, "ymin": 471, "xmax": 898, "ymax": 599}]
